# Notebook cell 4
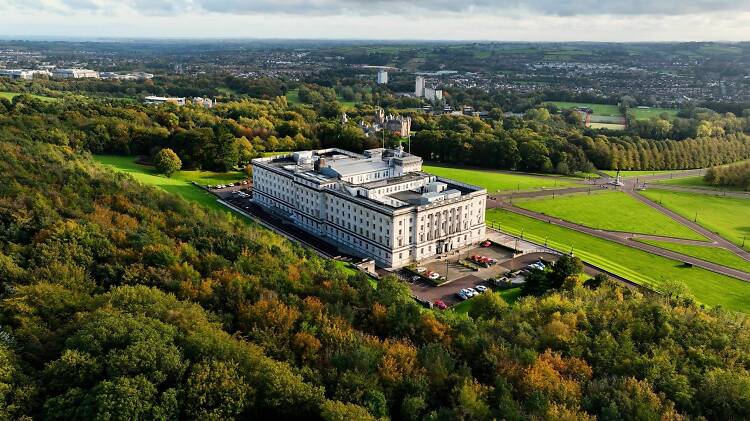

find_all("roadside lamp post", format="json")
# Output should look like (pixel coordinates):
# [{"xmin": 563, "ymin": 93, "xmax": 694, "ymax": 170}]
[
  {"xmin": 694, "ymin": 212, "xmax": 698, "ymax": 222},
  {"xmin": 743, "ymin": 236, "xmax": 746, "ymax": 248}
]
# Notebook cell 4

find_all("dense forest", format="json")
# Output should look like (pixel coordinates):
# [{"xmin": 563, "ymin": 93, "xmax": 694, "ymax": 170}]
[
  {"xmin": 3, "ymin": 129, "xmax": 750, "ymax": 419},
  {"xmin": 1, "ymin": 82, "xmax": 749, "ymax": 177}
]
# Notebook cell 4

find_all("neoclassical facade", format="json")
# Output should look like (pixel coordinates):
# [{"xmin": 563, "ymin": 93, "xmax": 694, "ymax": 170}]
[{"xmin": 252, "ymin": 147, "xmax": 486, "ymax": 268}]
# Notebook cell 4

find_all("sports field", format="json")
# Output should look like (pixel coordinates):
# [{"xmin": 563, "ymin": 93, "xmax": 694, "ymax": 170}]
[
  {"xmin": 423, "ymin": 165, "xmax": 579, "ymax": 193},
  {"xmin": 636, "ymin": 239, "xmax": 750, "ymax": 274},
  {"xmin": 515, "ymin": 191, "xmax": 705, "ymax": 240},
  {"xmin": 641, "ymin": 190, "xmax": 750, "ymax": 251},
  {"xmin": 93, "ymin": 155, "xmax": 245, "ymax": 213},
  {"xmin": 546, "ymin": 101, "xmax": 621, "ymax": 116},
  {"xmin": 487, "ymin": 208, "xmax": 750, "ymax": 312},
  {"xmin": 588, "ymin": 122, "xmax": 625, "ymax": 130},
  {"xmin": 629, "ymin": 107, "xmax": 679, "ymax": 120}
]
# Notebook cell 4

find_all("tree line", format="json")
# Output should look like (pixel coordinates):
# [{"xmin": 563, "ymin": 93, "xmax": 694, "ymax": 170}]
[{"xmin": 704, "ymin": 160, "xmax": 750, "ymax": 190}]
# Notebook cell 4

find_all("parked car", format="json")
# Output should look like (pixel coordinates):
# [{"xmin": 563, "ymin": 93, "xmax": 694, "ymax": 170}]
[
  {"xmin": 416, "ymin": 267, "xmax": 427, "ymax": 274},
  {"xmin": 467, "ymin": 287, "xmax": 479, "ymax": 296},
  {"xmin": 475, "ymin": 285, "xmax": 488, "ymax": 293},
  {"xmin": 456, "ymin": 291, "xmax": 469, "ymax": 301},
  {"xmin": 481, "ymin": 241, "xmax": 492, "ymax": 247},
  {"xmin": 428, "ymin": 272, "xmax": 441, "ymax": 281},
  {"xmin": 460, "ymin": 288, "xmax": 476, "ymax": 298},
  {"xmin": 434, "ymin": 300, "xmax": 447, "ymax": 310},
  {"xmin": 411, "ymin": 275, "xmax": 421, "ymax": 282}
]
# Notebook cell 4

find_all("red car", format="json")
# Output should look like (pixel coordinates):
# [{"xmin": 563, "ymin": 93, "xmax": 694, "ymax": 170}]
[
  {"xmin": 481, "ymin": 241, "xmax": 492, "ymax": 247},
  {"xmin": 434, "ymin": 300, "xmax": 447, "ymax": 310}
]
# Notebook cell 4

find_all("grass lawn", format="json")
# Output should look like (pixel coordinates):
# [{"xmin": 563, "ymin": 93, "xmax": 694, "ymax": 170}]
[
  {"xmin": 93, "ymin": 155, "xmax": 244, "ymax": 214},
  {"xmin": 487, "ymin": 208, "xmax": 750, "ymax": 312},
  {"xmin": 636, "ymin": 239, "xmax": 750, "ymax": 274},
  {"xmin": 423, "ymin": 164, "xmax": 579, "ymax": 193},
  {"xmin": 452, "ymin": 287, "xmax": 523, "ymax": 315},
  {"xmin": 0, "ymin": 91, "xmax": 57, "ymax": 102},
  {"xmin": 641, "ymin": 190, "xmax": 750, "ymax": 251},
  {"xmin": 546, "ymin": 101, "xmax": 621, "ymax": 117},
  {"xmin": 629, "ymin": 107, "xmax": 679, "ymax": 120},
  {"xmin": 601, "ymin": 169, "xmax": 694, "ymax": 178},
  {"xmin": 655, "ymin": 176, "xmax": 746, "ymax": 191},
  {"xmin": 515, "ymin": 191, "xmax": 706, "ymax": 240},
  {"xmin": 285, "ymin": 89, "xmax": 301, "ymax": 105},
  {"xmin": 589, "ymin": 122, "xmax": 625, "ymax": 130}
]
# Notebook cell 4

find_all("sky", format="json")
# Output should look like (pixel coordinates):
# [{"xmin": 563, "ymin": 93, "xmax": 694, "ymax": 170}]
[{"xmin": 1, "ymin": 0, "xmax": 749, "ymax": 41}]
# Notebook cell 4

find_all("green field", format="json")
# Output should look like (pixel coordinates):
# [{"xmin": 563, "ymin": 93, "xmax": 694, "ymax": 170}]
[
  {"xmin": 641, "ymin": 190, "xmax": 750, "ymax": 251},
  {"xmin": 423, "ymin": 165, "xmax": 579, "ymax": 193},
  {"xmin": 628, "ymin": 107, "xmax": 679, "ymax": 120},
  {"xmin": 546, "ymin": 101, "xmax": 621, "ymax": 116},
  {"xmin": 487, "ymin": 208, "xmax": 750, "ymax": 311},
  {"xmin": 655, "ymin": 176, "xmax": 746, "ymax": 191},
  {"xmin": 601, "ymin": 169, "xmax": 694, "ymax": 178},
  {"xmin": 285, "ymin": 89, "xmax": 301, "ymax": 105},
  {"xmin": 515, "ymin": 191, "xmax": 705, "ymax": 240},
  {"xmin": 284, "ymin": 89, "xmax": 356, "ymax": 110},
  {"xmin": 588, "ymin": 122, "xmax": 626, "ymax": 130},
  {"xmin": 452, "ymin": 287, "xmax": 523, "ymax": 315},
  {"xmin": 0, "ymin": 91, "xmax": 57, "ymax": 102},
  {"xmin": 93, "ymin": 155, "xmax": 245, "ymax": 213},
  {"xmin": 636, "ymin": 239, "xmax": 750, "ymax": 274}
]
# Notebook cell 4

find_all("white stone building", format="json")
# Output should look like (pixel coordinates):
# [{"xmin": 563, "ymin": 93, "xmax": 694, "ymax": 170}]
[
  {"xmin": 252, "ymin": 147, "xmax": 486, "ymax": 268},
  {"xmin": 51, "ymin": 68, "xmax": 99, "ymax": 79}
]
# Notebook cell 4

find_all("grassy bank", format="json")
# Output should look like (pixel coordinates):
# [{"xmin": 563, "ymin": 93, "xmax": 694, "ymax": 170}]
[
  {"xmin": 487, "ymin": 208, "xmax": 750, "ymax": 312},
  {"xmin": 423, "ymin": 164, "xmax": 578, "ymax": 193},
  {"xmin": 515, "ymin": 191, "xmax": 706, "ymax": 241}
]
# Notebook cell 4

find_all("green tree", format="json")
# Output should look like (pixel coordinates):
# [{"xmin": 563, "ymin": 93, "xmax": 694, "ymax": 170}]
[{"xmin": 154, "ymin": 148, "xmax": 182, "ymax": 177}]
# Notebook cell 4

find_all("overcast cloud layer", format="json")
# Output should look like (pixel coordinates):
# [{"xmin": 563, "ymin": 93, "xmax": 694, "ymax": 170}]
[
  {"xmin": 5, "ymin": 0, "xmax": 750, "ymax": 16},
  {"xmin": 1, "ymin": 0, "xmax": 749, "ymax": 40}
]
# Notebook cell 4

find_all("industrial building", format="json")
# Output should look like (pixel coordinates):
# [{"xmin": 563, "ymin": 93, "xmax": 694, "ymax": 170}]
[
  {"xmin": 144, "ymin": 96, "xmax": 187, "ymax": 106},
  {"xmin": 51, "ymin": 68, "xmax": 99, "ymax": 79},
  {"xmin": 252, "ymin": 147, "xmax": 487, "ymax": 268}
]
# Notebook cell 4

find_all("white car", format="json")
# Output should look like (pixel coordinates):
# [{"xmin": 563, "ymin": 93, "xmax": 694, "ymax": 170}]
[
  {"xmin": 428, "ymin": 272, "xmax": 441, "ymax": 280},
  {"xmin": 475, "ymin": 285, "xmax": 488, "ymax": 293},
  {"xmin": 467, "ymin": 287, "xmax": 479, "ymax": 296},
  {"xmin": 416, "ymin": 267, "xmax": 427, "ymax": 274}
]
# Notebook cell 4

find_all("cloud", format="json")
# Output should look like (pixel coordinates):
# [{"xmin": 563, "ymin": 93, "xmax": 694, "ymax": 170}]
[{"xmin": 4, "ymin": 0, "xmax": 750, "ymax": 17}]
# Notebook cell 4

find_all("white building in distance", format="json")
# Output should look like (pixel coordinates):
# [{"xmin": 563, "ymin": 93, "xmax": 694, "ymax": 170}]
[
  {"xmin": 377, "ymin": 69, "xmax": 388, "ymax": 84},
  {"xmin": 0, "ymin": 69, "xmax": 51, "ymax": 80},
  {"xmin": 144, "ymin": 96, "xmax": 186, "ymax": 106},
  {"xmin": 415, "ymin": 76, "xmax": 425, "ymax": 97},
  {"xmin": 424, "ymin": 87, "xmax": 443, "ymax": 101},
  {"xmin": 52, "ymin": 68, "xmax": 99, "ymax": 79},
  {"xmin": 252, "ymin": 147, "xmax": 487, "ymax": 268}
]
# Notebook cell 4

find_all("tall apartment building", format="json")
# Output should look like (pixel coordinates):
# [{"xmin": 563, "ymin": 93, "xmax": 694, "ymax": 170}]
[
  {"xmin": 424, "ymin": 87, "xmax": 443, "ymax": 101},
  {"xmin": 377, "ymin": 69, "xmax": 388, "ymax": 84},
  {"xmin": 415, "ymin": 76, "xmax": 425, "ymax": 97},
  {"xmin": 252, "ymin": 147, "xmax": 486, "ymax": 268}
]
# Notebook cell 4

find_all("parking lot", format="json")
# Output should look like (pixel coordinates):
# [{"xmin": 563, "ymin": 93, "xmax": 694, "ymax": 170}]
[
  {"xmin": 421, "ymin": 244, "xmax": 514, "ymax": 282},
  {"xmin": 409, "ymin": 250, "xmax": 561, "ymax": 308}
]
